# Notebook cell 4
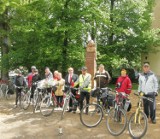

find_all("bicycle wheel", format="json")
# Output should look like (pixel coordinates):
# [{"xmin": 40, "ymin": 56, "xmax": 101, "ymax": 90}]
[
  {"xmin": 33, "ymin": 94, "xmax": 41, "ymax": 113},
  {"xmin": 40, "ymin": 96, "xmax": 55, "ymax": 116},
  {"xmin": 106, "ymin": 107, "xmax": 127, "ymax": 136},
  {"xmin": 22, "ymin": 92, "xmax": 30, "ymax": 110},
  {"xmin": 0, "ymin": 89, "xmax": 4, "ymax": 99},
  {"xmin": 5, "ymin": 91, "xmax": 11, "ymax": 100},
  {"xmin": 18, "ymin": 93, "xmax": 24, "ymax": 109},
  {"xmin": 80, "ymin": 104, "xmax": 103, "ymax": 127},
  {"xmin": 128, "ymin": 111, "xmax": 148, "ymax": 139},
  {"xmin": 61, "ymin": 98, "xmax": 69, "ymax": 120}
]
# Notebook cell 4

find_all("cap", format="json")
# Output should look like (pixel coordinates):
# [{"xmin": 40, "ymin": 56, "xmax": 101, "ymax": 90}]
[
  {"xmin": 143, "ymin": 62, "xmax": 150, "ymax": 67},
  {"xmin": 31, "ymin": 66, "xmax": 36, "ymax": 69},
  {"xmin": 81, "ymin": 66, "xmax": 87, "ymax": 71}
]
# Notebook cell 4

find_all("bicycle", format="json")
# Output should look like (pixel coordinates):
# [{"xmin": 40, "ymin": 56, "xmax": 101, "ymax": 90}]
[
  {"xmin": 22, "ymin": 81, "xmax": 40, "ymax": 110},
  {"xmin": 32, "ymin": 85, "xmax": 44, "ymax": 113},
  {"xmin": 21, "ymin": 87, "xmax": 32, "ymax": 110},
  {"xmin": 40, "ymin": 87, "xmax": 56, "ymax": 116},
  {"xmin": 0, "ymin": 83, "xmax": 11, "ymax": 100},
  {"xmin": 61, "ymin": 87, "xmax": 80, "ymax": 120},
  {"xmin": 80, "ymin": 87, "xmax": 114, "ymax": 127},
  {"xmin": 128, "ymin": 92, "xmax": 153, "ymax": 139},
  {"xmin": 106, "ymin": 91, "xmax": 128, "ymax": 136}
]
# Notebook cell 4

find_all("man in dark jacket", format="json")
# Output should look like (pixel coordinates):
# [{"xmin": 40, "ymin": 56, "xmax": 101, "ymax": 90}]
[
  {"xmin": 94, "ymin": 64, "xmax": 111, "ymax": 88},
  {"xmin": 93, "ymin": 64, "xmax": 111, "ymax": 112},
  {"xmin": 14, "ymin": 69, "xmax": 27, "ymax": 108},
  {"xmin": 65, "ymin": 67, "xmax": 78, "ymax": 112}
]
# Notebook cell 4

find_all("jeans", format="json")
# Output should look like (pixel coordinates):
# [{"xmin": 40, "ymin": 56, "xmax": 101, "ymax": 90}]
[
  {"xmin": 143, "ymin": 94, "xmax": 156, "ymax": 121},
  {"xmin": 79, "ymin": 90, "xmax": 90, "ymax": 111}
]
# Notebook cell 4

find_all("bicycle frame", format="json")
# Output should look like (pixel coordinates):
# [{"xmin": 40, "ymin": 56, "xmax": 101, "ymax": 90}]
[
  {"xmin": 134, "ymin": 96, "xmax": 143, "ymax": 124},
  {"xmin": 133, "ymin": 92, "xmax": 153, "ymax": 124}
]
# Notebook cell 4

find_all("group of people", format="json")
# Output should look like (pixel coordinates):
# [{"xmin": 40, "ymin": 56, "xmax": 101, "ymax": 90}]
[{"xmin": 14, "ymin": 63, "xmax": 159, "ymax": 124}]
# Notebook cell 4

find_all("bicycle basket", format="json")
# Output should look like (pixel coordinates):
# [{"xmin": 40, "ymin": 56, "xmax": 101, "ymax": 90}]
[
  {"xmin": 107, "ymin": 94, "xmax": 115, "ymax": 107},
  {"xmin": 37, "ymin": 80, "xmax": 47, "ymax": 89}
]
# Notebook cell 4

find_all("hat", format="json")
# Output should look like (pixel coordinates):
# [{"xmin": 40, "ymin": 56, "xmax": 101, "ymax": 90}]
[
  {"xmin": 81, "ymin": 66, "xmax": 87, "ymax": 71},
  {"xmin": 143, "ymin": 62, "xmax": 150, "ymax": 67},
  {"xmin": 31, "ymin": 66, "xmax": 36, "ymax": 69}
]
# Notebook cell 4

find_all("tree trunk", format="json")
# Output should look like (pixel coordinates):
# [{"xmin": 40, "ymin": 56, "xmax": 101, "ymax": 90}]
[
  {"xmin": 0, "ymin": 9, "xmax": 9, "ymax": 80},
  {"xmin": 108, "ymin": 0, "xmax": 115, "ymax": 45}
]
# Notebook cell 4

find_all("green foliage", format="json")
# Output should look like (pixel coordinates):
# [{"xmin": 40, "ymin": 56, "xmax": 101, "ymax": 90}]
[{"xmin": 0, "ymin": 0, "xmax": 160, "ymax": 79}]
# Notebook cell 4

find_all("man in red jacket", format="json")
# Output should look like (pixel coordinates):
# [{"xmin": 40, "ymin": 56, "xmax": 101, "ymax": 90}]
[{"xmin": 116, "ymin": 68, "xmax": 132, "ymax": 95}]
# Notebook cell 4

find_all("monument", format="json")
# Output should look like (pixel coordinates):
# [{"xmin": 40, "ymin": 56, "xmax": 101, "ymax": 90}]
[{"xmin": 85, "ymin": 40, "xmax": 97, "ymax": 88}]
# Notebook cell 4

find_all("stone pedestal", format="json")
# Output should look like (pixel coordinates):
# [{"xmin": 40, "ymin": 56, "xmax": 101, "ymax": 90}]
[{"xmin": 85, "ymin": 40, "xmax": 97, "ymax": 88}]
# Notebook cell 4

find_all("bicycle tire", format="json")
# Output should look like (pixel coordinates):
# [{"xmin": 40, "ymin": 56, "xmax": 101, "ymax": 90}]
[
  {"xmin": 80, "ymin": 104, "xmax": 103, "ymax": 128},
  {"xmin": 0, "ymin": 89, "xmax": 4, "ymax": 99},
  {"xmin": 40, "ymin": 96, "xmax": 54, "ymax": 116},
  {"xmin": 33, "ymin": 95, "xmax": 41, "ymax": 113},
  {"xmin": 22, "ymin": 92, "xmax": 30, "ymax": 110},
  {"xmin": 18, "ymin": 93, "xmax": 24, "ymax": 109},
  {"xmin": 61, "ymin": 98, "xmax": 69, "ymax": 120},
  {"xmin": 5, "ymin": 91, "xmax": 11, "ymax": 100},
  {"xmin": 106, "ymin": 107, "xmax": 127, "ymax": 136},
  {"xmin": 128, "ymin": 111, "xmax": 148, "ymax": 139}
]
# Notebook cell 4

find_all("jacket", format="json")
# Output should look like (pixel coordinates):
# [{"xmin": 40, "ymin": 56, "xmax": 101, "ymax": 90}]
[
  {"xmin": 94, "ymin": 70, "xmax": 111, "ymax": 88},
  {"xmin": 75, "ymin": 73, "xmax": 91, "ymax": 92},
  {"xmin": 14, "ymin": 75, "xmax": 27, "ymax": 87},
  {"xmin": 32, "ymin": 74, "xmax": 41, "ymax": 85},
  {"xmin": 138, "ymin": 71, "xmax": 158, "ymax": 95},
  {"xmin": 116, "ymin": 75, "xmax": 132, "ymax": 94},
  {"xmin": 55, "ymin": 78, "xmax": 65, "ymax": 96},
  {"xmin": 65, "ymin": 73, "xmax": 78, "ymax": 87},
  {"xmin": 27, "ymin": 73, "xmax": 34, "ymax": 87}
]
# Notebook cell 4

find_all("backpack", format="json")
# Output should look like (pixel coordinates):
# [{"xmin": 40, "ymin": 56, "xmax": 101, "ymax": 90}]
[{"xmin": 15, "ymin": 76, "xmax": 24, "ymax": 86}]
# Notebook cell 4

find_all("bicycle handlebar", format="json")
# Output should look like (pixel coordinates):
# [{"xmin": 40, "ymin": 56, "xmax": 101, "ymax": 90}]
[
  {"xmin": 134, "ymin": 92, "xmax": 153, "ymax": 102},
  {"xmin": 14, "ymin": 85, "xmax": 25, "ymax": 89}
]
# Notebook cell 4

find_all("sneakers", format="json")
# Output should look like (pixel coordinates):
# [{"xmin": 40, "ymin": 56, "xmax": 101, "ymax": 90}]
[
  {"xmin": 152, "ymin": 119, "xmax": 156, "ymax": 124},
  {"xmin": 13, "ymin": 105, "xmax": 17, "ymax": 108},
  {"xmin": 67, "ymin": 109, "xmax": 72, "ymax": 112},
  {"xmin": 54, "ymin": 107, "xmax": 63, "ymax": 111}
]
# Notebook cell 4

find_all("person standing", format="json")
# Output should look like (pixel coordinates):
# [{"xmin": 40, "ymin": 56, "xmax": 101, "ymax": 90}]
[
  {"xmin": 116, "ymin": 68, "xmax": 132, "ymax": 95},
  {"xmin": 94, "ymin": 64, "xmax": 111, "ymax": 88},
  {"xmin": 53, "ymin": 70, "xmax": 59, "ymax": 81},
  {"xmin": 115, "ymin": 68, "xmax": 132, "ymax": 112},
  {"xmin": 138, "ymin": 62, "xmax": 158, "ymax": 124},
  {"xmin": 55, "ymin": 72, "xmax": 65, "ymax": 110},
  {"xmin": 93, "ymin": 64, "xmax": 111, "ymax": 111},
  {"xmin": 14, "ymin": 69, "xmax": 27, "ymax": 108},
  {"xmin": 65, "ymin": 67, "xmax": 78, "ymax": 112},
  {"xmin": 31, "ymin": 69, "xmax": 41, "ymax": 100},
  {"xmin": 45, "ymin": 67, "xmax": 53, "ymax": 80},
  {"xmin": 27, "ymin": 66, "xmax": 36, "ymax": 88},
  {"xmin": 74, "ymin": 67, "xmax": 91, "ymax": 112}
]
